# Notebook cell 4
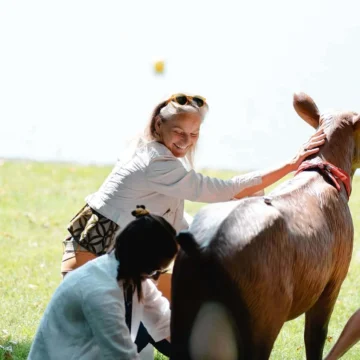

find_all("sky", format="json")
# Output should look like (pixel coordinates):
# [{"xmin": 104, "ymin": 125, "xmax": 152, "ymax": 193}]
[{"xmin": 1, "ymin": 0, "xmax": 360, "ymax": 171}]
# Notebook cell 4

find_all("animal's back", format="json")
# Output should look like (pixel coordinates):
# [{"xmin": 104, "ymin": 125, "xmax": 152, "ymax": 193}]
[{"xmin": 189, "ymin": 172, "xmax": 353, "ymax": 321}]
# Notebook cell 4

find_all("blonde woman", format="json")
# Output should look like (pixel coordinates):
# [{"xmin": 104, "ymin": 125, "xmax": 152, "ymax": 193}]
[{"xmin": 60, "ymin": 93, "xmax": 325, "ymax": 356}]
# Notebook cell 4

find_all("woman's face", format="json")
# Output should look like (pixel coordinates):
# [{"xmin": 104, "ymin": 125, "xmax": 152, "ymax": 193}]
[
  {"xmin": 141, "ymin": 257, "xmax": 174, "ymax": 281},
  {"xmin": 155, "ymin": 113, "xmax": 202, "ymax": 158}
]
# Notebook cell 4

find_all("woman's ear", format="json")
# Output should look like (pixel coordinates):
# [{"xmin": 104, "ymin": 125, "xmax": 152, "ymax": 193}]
[{"xmin": 154, "ymin": 117, "xmax": 162, "ymax": 136}]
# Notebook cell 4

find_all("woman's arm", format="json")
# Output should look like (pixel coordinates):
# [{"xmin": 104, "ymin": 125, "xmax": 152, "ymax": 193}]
[
  {"xmin": 234, "ymin": 129, "xmax": 326, "ymax": 199},
  {"xmin": 146, "ymin": 129, "xmax": 325, "ymax": 203},
  {"xmin": 81, "ymin": 280, "xmax": 140, "ymax": 360},
  {"xmin": 146, "ymin": 158, "xmax": 262, "ymax": 203},
  {"xmin": 233, "ymin": 162, "xmax": 294, "ymax": 199},
  {"xmin": 141, "ymin": 279, "xmax": 171, "ymax": 343}
]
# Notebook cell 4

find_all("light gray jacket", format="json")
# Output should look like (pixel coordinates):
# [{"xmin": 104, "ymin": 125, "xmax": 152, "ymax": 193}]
[
  {"xmin": 28, "ymin": 253, "xmax": 170, "ymax": 360},
  {"xmin": 86, "ymin": 141, "xmax": 262, "ymax": 232}
]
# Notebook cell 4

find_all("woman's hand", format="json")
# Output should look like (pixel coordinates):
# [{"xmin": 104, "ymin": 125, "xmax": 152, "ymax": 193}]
[{"xmin": 289, "ymin": 129, "xmax": 326, "ymax": 171}]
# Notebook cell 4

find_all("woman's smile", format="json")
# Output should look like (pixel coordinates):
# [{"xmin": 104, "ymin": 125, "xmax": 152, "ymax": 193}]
[{"xmin": 174, "ymin": 143, "xmax": 189, "ymax": 150}]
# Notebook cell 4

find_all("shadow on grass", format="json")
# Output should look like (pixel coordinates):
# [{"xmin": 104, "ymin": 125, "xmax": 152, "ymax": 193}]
[
  {"xmin": 0, "ymin": 339, "xmax": 32, "ymax": 360},
  {"xmin": 0, "ymin": 340, "xmax": 169, "ymax": 360}
]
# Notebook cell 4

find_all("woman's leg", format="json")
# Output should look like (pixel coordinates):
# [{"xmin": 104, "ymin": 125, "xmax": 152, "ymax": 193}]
[
  {"xmin": 61, "ymin": 238, "xmax": 97, "ymax": 278},
  {"xmin": 149, "ymin": 337, "xmax": 171, "ymax": 357},
  {"xmin": 135, "ymin": 323, "xmax": 171, "ymax": 357},
  {"xmin": 135, "ymin": 323, "xmax": 151, "ymax": 353}
]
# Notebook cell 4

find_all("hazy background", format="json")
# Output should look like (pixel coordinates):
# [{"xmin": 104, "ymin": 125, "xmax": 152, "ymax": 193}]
[{"xmin": 1, "ymin": 0, "xmax": 360, "ymax": 171}]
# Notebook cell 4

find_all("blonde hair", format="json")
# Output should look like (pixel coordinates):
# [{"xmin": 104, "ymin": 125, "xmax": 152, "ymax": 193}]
[{"xmin": 143, "ymin": 100, "xmax": 206, "ymax": 168}]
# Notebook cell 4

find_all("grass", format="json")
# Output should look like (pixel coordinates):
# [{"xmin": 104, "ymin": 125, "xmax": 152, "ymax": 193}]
[{"xmin": 0, "ymin": 160, "xmax": 360, "ymax": 359}]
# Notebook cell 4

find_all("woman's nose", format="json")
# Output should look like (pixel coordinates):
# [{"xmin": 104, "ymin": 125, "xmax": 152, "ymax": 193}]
[{"xmin": 182, "ymin": 134, "xmax": 190, "ymax": 144}]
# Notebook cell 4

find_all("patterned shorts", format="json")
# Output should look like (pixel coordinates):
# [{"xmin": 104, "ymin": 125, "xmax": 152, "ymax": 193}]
[
  {"xmin": 63, "ymin": 204, "xmax": 120, "ymax": 256},
  {"xmin": 61, "ymin": 205, "xmax": 120, "ymax": 274}
]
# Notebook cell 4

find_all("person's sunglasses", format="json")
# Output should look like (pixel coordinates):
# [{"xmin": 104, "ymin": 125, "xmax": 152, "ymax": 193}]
[
  {"xmin": 145, "ymin": 268, "xmax": 170, "ymax": 279},
  {"xmin": 167, "ymin": 93, "xmax": 207, "ymax": 108}
]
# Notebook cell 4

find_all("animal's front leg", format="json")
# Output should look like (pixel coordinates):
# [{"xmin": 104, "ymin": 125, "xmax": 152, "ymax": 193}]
[{"xmin": 304, "ymin": 286, "xmax": 339, "ymax": 360}]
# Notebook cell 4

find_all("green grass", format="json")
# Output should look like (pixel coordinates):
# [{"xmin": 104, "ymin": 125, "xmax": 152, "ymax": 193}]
[{"xmin": 0, "ymin": 160, "xmax": 360, "ymax": 359}]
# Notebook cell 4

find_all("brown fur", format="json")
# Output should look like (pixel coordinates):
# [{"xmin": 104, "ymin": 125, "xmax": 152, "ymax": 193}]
[{"xmin": 171, "ymin": 93, "xmax": 360, "ymax": 360}]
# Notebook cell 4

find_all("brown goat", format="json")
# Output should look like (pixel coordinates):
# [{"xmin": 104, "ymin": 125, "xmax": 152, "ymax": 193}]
[{"xmin": 171, "ymin": 93, "xmax": 360, "ymax": 360}]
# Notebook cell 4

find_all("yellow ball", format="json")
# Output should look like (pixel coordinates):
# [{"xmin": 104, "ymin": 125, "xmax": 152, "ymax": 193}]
[{"xmin": 154, "ymin": 60, "xmax": 165, "ymax": 74}]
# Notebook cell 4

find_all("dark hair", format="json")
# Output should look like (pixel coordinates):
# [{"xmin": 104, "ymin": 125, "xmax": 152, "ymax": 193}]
[{"xmin": 114, "ymin": 205, "xmax": 178, "ymax": 301}]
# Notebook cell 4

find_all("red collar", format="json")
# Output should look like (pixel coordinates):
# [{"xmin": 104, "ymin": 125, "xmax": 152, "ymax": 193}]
[{"xmin": 294, "ymin": 160, "xmax": 352, "ymax": 199}]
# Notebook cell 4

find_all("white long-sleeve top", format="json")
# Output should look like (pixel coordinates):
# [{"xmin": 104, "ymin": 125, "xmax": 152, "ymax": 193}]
[
  {"xmin": 86, "ymin": 141, "xmax": 262, "ymax": 232},
  {"xmin": 28, "ymin": 252, "xmax": 170, "ymax": 360}
]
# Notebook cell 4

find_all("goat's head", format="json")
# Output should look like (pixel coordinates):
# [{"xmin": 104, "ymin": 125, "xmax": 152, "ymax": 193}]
[{"xmin": 293, "ymin": 92, "xmax": 360, "ymax": 174}]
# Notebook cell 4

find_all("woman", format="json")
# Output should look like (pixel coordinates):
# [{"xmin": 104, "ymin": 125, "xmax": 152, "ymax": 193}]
[
  {"xmin": 29, "ymin": 206, "xmax": 177, "ymax": 360},
  {"xmin": 61, "ymin": 93, "xmax": 326, "ymax": 277}
]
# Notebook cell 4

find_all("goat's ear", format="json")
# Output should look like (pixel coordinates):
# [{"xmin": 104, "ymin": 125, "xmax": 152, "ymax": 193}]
[
  {"xmin": 353, "ymin": 114, "xmax": 360, "ymax": 132},
  {"xmin": 293, "ymin": 92, "xmax": 320, "ymax": 129}
]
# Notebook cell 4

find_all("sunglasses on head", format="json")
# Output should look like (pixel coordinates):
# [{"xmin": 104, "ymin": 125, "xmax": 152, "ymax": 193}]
[{"xmin": 167, "ymin": 93, "xmax": 207, "ymax": 108}]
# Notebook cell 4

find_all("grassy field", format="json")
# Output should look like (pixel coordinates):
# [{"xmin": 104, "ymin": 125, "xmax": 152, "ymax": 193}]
[{"xmin": 1, "ymin": 160, "xmax": 360, "ymax": 359}]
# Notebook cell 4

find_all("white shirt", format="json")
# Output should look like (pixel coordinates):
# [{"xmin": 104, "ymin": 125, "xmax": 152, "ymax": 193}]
[
  {"xmin": 86, "ymin": 141, "xmax": 262, "ymax": 232},
  {"xmin": 28, "ymin": 253, "xmax": 170, "ymax": 360}
]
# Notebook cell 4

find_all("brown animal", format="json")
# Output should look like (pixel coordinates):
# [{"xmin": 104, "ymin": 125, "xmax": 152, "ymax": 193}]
[{"xmin": 171, "ymin": 93, "xmax": 360, "ymax": 360}]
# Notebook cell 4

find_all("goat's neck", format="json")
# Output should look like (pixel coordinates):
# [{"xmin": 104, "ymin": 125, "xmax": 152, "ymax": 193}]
[{"xmin": 308, "ymin": 127, "xmax": 354, "ymax": 177}]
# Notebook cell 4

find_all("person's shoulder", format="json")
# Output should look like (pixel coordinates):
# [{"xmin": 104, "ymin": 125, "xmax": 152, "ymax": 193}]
[
  {"xmin": 140, "ymin": 141, "xmax": 174, "ymax": 160},
  {"xmin": 67, "ymin": 254, "xmax": 120, "ymax": 292}
]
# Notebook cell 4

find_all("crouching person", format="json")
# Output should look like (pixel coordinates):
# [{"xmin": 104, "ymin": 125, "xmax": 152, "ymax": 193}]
[{"xmin": 28, "ymin": 206, "xmax": 177, "ymax": 360}]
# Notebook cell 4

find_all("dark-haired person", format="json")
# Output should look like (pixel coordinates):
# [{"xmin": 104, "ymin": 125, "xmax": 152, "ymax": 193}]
[{"xmin": 29, "ymin": 207, "xmax": 177, "ymax": 360}]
